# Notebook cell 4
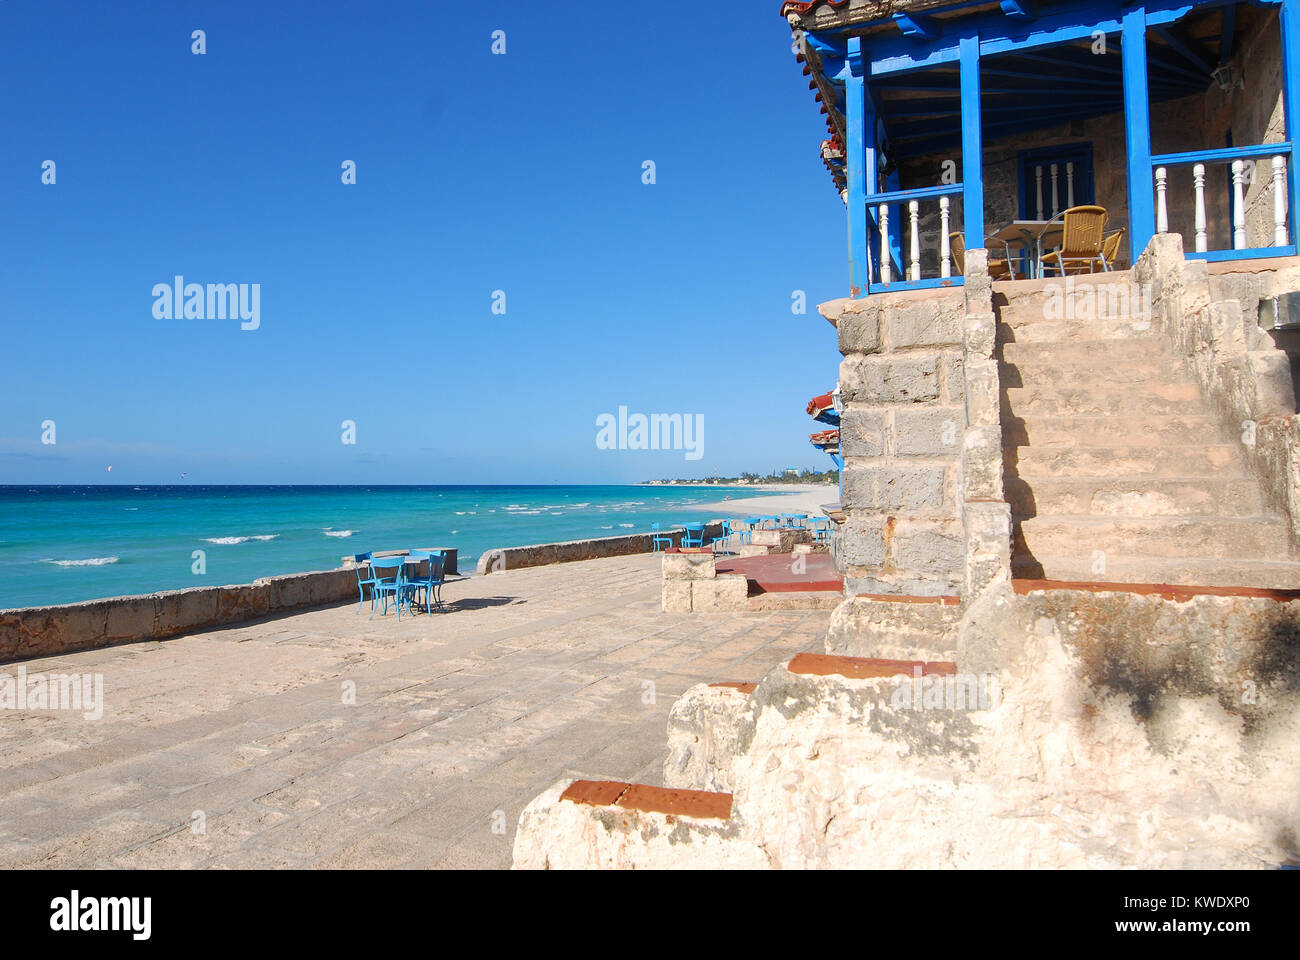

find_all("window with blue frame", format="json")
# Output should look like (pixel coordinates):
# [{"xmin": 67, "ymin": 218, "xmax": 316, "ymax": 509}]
[{"xmin": 1017, "ymin": 144, "xmax": 1096, "ymax": 220}]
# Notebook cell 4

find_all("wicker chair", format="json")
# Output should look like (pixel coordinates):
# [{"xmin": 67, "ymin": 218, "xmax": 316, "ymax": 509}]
[
  {"xmin": 1099, "ymin": 227, "xmax": 1126, "ymax": 271},
  {"xmin": 1039, "ymin": 205, "xmax": 1109, "ymax": 275},
  {"xmin": 949, "ymin": 232, "xmax": 1016, "ymax": 280}
]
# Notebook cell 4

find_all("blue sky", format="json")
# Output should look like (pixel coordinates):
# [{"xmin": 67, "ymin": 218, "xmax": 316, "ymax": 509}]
[{"xmin": 0, "ymin": 1, "xmax": 847, "ymax": 484}]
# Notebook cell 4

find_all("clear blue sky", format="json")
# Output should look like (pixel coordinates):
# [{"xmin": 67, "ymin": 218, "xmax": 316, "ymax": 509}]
[{"xmin": 0, "ymin": 0, "xmax": 847, "ymax": 484}]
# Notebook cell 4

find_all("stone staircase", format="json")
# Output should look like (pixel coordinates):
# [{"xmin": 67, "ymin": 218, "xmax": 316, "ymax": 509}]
[{"xmin": 996, "ymin": 270, "xmax": 1300, "ymax": 588}]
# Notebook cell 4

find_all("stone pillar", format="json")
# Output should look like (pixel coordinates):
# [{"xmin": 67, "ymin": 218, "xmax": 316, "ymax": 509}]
[{"xmin": 825, "ymin": 288, "xmax": 966, "ymax": 596}]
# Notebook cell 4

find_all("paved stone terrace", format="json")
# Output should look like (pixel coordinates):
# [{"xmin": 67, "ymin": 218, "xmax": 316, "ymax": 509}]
[{"xmin": 0, "ymin": 554, "xmax": 829, "ymax": 869}]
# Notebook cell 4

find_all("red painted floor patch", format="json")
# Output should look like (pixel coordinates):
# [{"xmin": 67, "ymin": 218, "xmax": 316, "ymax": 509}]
[{"xmin": 716, "ymin": 553, "xmax": 842, "ymax": 593}]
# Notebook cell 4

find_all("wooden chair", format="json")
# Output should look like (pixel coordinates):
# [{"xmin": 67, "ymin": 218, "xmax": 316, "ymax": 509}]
[
  {"xmin": 1039, "ymin": 205, "xmax": 1109, "ymax": 275},
  {"xmin": 949, "ymin": 232, "xmax": 1015, "ymax": 280}
]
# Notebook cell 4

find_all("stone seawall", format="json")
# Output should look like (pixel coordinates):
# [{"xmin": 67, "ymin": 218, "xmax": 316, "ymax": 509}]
[
  {"xmin": 476, "ymin": 523, "xmax": 723, "ymax": 576},
  {"xmin": 0, "ymin": 568, "xmax": 357, "ymax": 664}
]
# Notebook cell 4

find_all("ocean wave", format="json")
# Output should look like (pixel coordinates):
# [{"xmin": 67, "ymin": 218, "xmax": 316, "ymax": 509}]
[
  {"xmin": 323, "ymin": 529, "xmax": 357, "ymax": 538},
  {"xmin": 44, "ymin": 556, "xmax": 120, "ymax": 567},
  {"xmin": 204, "ymin": 534, "xmax": 278, "ymax": 545},
  {"xmin": 618, "ymin": 523, "xmax": 635, "ymax": 528}
]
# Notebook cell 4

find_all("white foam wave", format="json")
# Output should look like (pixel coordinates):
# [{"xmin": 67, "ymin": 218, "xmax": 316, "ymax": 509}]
[
  {"xmin": 45, "ymin": 556, "xmax": 120, "ymax": 567},
  {"xmin": 323, "ymin": 529, "xmax": 357, "ymax": 538}
]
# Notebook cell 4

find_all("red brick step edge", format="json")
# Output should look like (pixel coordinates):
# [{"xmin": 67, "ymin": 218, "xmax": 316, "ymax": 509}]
[
  {"xmin": 559, "ymin": 780, "xmax": 733, "ymax": 820},
  {"xmin": 787, "ymin": 652, "xmax": 957, "ymax": 679}
]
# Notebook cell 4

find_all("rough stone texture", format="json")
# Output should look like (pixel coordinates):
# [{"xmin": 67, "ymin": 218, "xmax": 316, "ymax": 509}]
[
  {"xmin": 1135, "ymin": 233, "xmax": 1300, "ymax": 545},
  {"xmin": 0, "ymin": 553, "xmax": 829, "ymax": 869},
  {"xmin": 517, "ymin": 585, "xmax": 1300, "ymax": 869},
  {"xmin": 663, "ymin": 683, "xmax": 755, "ymax": 792},
  {"xmin": 512, "ymin": 780, "xmax": 762, "ymax": 869},
  {"xmin": 824, "ymin": 596, "xmax": 961, "ymax": 661}
]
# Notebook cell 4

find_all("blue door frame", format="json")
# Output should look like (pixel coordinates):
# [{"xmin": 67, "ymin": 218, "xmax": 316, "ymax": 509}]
[{"xmin": 835, "ymin": 0, "xmax": 1300, "ymax": 297}]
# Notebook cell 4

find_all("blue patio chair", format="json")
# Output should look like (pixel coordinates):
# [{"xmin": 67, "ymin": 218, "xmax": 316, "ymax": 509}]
[
  {"xmin": 743, "ymin": 516, "xmax": 761, "ymax": 545},
  {"xmin": 353, "ymin": 552, "xmax": 378, "ymax": 613},
  {"xmin": 682, "ymin": 522, "xmax": 706, "ymax": 548},
  {"xmin": 713, "ymin": 519, "xmax": 733, "ymax": 555},
  {"xmin": 405, "ymin": 549, "xmax": 446, "ymax": 615},
  {"xmin": 369, "ymin": 556, "xmax": 410, "ymax": 620},
  {"xmin": 763, "ymin": 515, "xmax": 780, "ymax": 530},
  {"xmin": 650, "ymin": 522, "xmax": 674, "ymax": 552}
]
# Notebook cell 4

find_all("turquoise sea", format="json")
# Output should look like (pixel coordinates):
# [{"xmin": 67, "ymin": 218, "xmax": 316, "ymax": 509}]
[{"xmin": 0, "ymin": 485, "xmax": 772, "ymax": 610}]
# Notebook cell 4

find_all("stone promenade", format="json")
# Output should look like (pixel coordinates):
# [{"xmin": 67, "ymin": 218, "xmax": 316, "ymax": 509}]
[{"xmin": 0, "ymin": 554, "xmax": 828, "ymax": 868}]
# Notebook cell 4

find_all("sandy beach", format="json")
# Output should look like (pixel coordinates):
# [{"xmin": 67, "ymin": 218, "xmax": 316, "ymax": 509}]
[{"xmin": 688, "ymin": 483, "xmax": 838, "ymax": 516}]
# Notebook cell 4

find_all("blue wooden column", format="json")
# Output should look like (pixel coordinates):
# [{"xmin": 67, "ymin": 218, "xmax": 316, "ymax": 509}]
[
  {"xmin": 1122, "ymin": 7, "xmax": 1156, "ymax": 259},
  {"xmin": 959, "ymin": 35, "xmax": 984, "ymax": 247},
  {"xmin": 845, "ymin": 37, "xmax": 873, "ymax": 297},
  {"xmin": 1281, "ymin": 0, "xmax": 1300, "ymax": 246}
]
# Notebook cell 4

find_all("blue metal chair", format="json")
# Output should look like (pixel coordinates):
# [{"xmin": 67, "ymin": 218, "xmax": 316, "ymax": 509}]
[
  {"xmin": 650, "ymin": 522, "xmax": 674, "ymax": 552},
  {"xmin": 682, "ymin": 522, "xmax": 706, "ymax": 548},
  {"xmin": 369, "ymin": 557, "xmax": 410, "ymax": 620},
  {"xmin": 712, "ymin": 519, "xmax": 733, "ymax": 555},
  {"xmin": 743, "ymin": 517, "xmax": 761, "ymax": 545},
  {"xmin": 353, "ymin": 552, "xmax": 378, "ymax": 613},
  {"xmin": 405, "ymin": 550, "xmax": 446, "ymax": 614}
]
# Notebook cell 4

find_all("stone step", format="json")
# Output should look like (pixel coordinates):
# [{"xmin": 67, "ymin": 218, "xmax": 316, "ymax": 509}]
[
  {"xmin": 1003, "ymin": 381, "xmax": 1201, "ymax": 416},
  {"xmin": 1003, "ymin": 414, "xmax": 1229, "ymax": 447},
  {"xmin": 1006, "ymin": 444, "xmax": 1246, "ymax": 479},
  {"xmin": 1000, "ymin": 359, "xmax": 1191, "ymax": 389},
  {"xmin": 1007, "ymin": 476, "xmax": 1266, "ymax": 518},
  {"xmin": 1014, "ymin": 515, "xmax": 1292, "ymax": 560},
  {"xmin": 996, "ymin": 316, "xmax": 1154, "ymax": 343},
  {"xmin": 1010, "ymin": 553, "xmax": 1300, "ymax": 589},
  {"xmin": 999, "ymin": 338, "xmax": 1168, "ymax": 363}
]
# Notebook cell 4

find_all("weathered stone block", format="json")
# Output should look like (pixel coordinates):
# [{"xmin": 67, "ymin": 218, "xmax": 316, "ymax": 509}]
[
  {"xmin": 664, "ymin": 683, "xmax": 755, "ymax": 792},
  {"xmin": 838, "ymin": 306, "xmax": 882, "ymax": 354},
  {"xmin": 662, "ymin": 580, "xmax": 692, "ymax": 613},
  {"xmin": 894, "ymin": 531, "xmax": 964, "ymax": 579},
  {"xmin": 663, "ymin": 553, "xmax": 715, "ymax": 580},
  {"xmin": 962, "ymin": 425, "xmax": 1004, "ymax": 501},
  {"xmin": 844, "ymin": 464, "xmax": 947, "ymax": 513},
  {"xmin": 886, "ymin": 299, "xmax": 962, "ymax": 348},
  {"xmin": 894, "ymin": 406, "xmax": 964, "ymax": 456},
  {"xmin": 153, "ymin": 587, "xmax": 221, "ymax": 638},
  {"xmin": 832, "ymin": 517, "xmax": 886, "ymax": 569},
  {"xmin": 839, "ymin": 408, "xmax": 887, "ymax": 457},
  {"xmin": 963, "ymin": 311, "xmax": 997, "ymax": 359},
  {"xmin": 840, "ymin": 354, "xmax": 939, "ymax": 405},
  {"xmin": 692, "ymin": 576, "xmax": 748, "ymax": 612},
  {"xmin": 963, "ymin": 357, "xmax": 1001, "ymax": 428}
]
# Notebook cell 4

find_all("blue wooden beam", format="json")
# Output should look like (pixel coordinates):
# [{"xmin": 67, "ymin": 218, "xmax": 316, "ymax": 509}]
[
  {"xmin": 1218, "ymin": 3, "xmax": 1236, "ymax": 64},
  {"xmin": 1000, "ymin": 0, "xmax": 1039, "ymax": 19},
  {"xmin": 1122, "ymin": 6, "xmax": 1156, "ymax": 259},
  {"xmin": 960, "ymin": 34, "xmax": 984, "ymax": 247},
  {"xmin": 893, "ymin": 13, "xmax": 939, "ymax": 39},
  {"xmin": 845, "ymin": 37, "xmax": 872, "ymax": 298},
  {"xmin": 1281, "ymin": 0, "xmax": 1300, "ymax": 248}
]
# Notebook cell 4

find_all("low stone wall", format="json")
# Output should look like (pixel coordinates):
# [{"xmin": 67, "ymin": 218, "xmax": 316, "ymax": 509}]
[
  {"xmin": 0, "ymin": 568, "xmax": 357, "ymax": 664},
  {"xmin": 477, "ymin": 523, "xmax": 723, "ymax": 576}
]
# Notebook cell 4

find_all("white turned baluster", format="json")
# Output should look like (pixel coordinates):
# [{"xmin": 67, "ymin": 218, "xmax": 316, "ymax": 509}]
[
  {"xmin": 1232, "ymin": 159, "xmax": 1247, "ymax": 249},
  {"xmin": 1050, "ymin": 164, "xmax": 1060, "ymax": 216},
  {"xmin": 908, "ymin": 200, "xmax": 920, "ymax": 281},
  {"xmin": 1273, "ymin": 155, "xmax": 1289, "ymax": 246},
  {"xmin": 1067, "ymin": 161, "xmax": 1075, "ymax": 209},
  {"xmin": 1155, "ymin": 167, "xmax": 1169, "ymax": 233},
  {"xmin": 1193, "ymin": 163, "xmax": 1208, "ymax": 252},
  {"xmin": 939, "ymin": 196, "xmax": 952, "ymax": 278},
  {"xmin": 879, "ymin": 204, "xmax": 891, "ymax": 284},
  {"xmin": 1035, "ymin": 166, "xmax": 1044, "ymax": 220}
]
